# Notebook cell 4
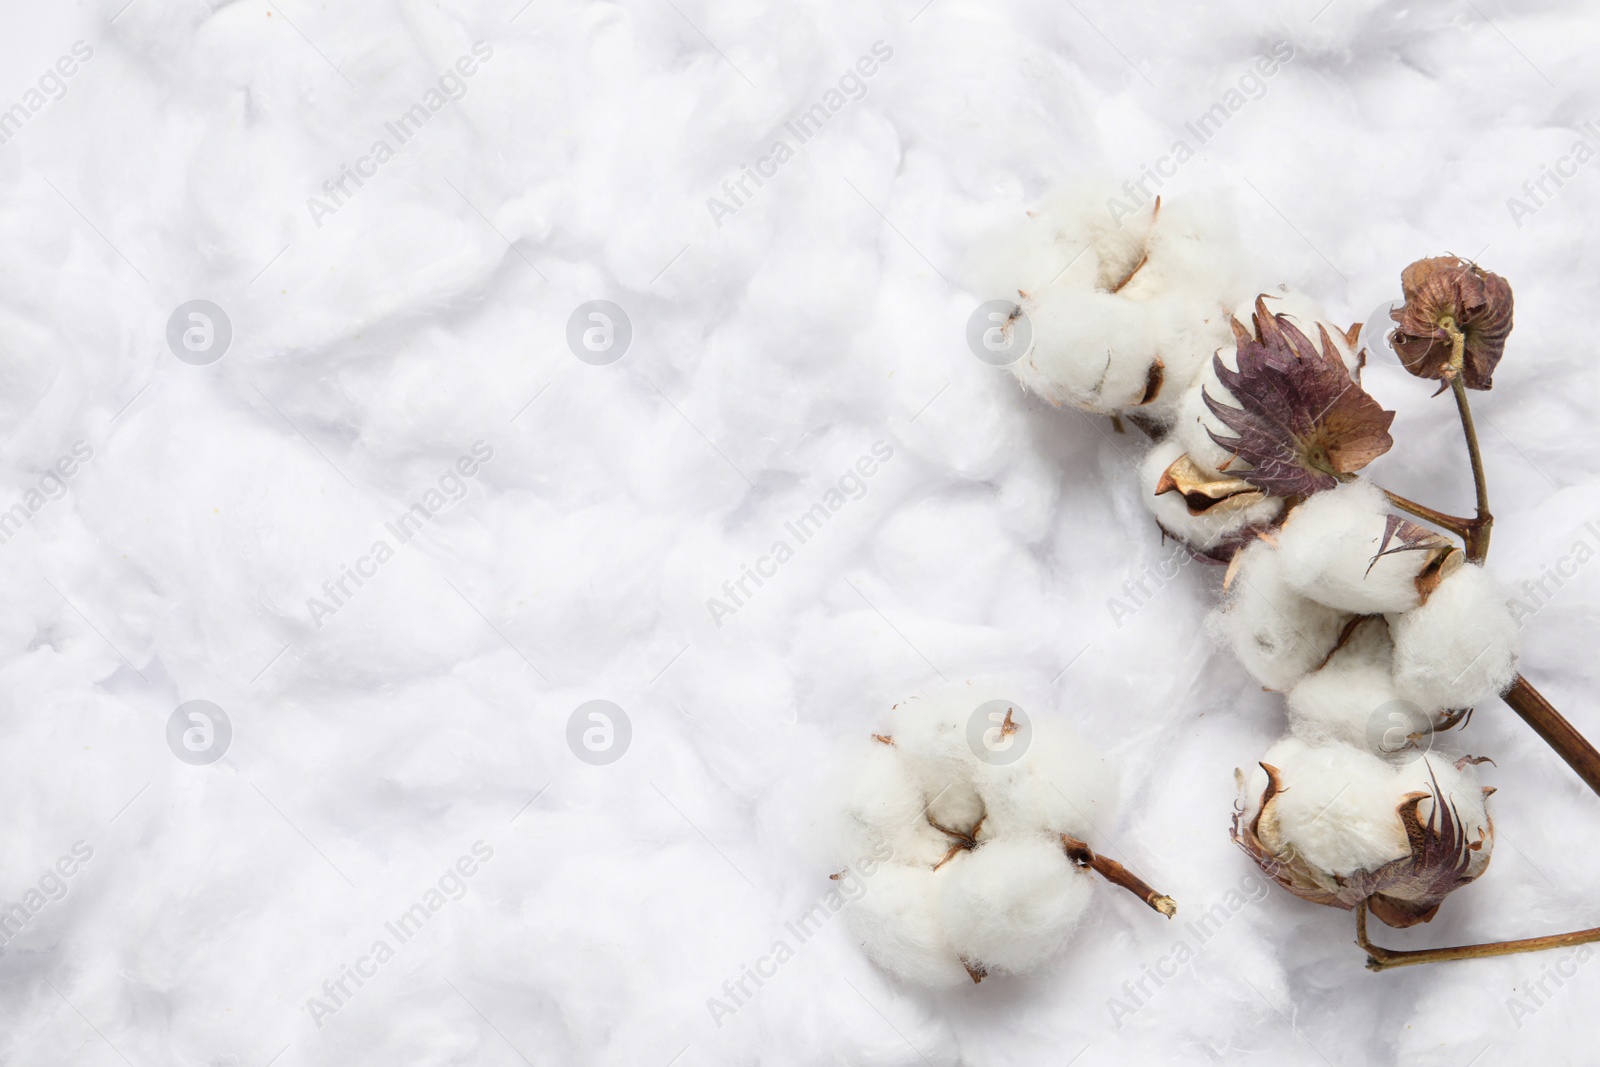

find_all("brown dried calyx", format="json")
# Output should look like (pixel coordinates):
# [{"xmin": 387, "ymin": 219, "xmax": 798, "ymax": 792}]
[
  {"xmin": 1205, "ymin": 296, "xmax": 1396, "ymax": 497},
  {"xmin": 1155, "ymin": 453, "xmax": 1266, "ymax": 515},
  {"xmin": 1368, "ymin": 513, "xmax": 1463, "ymax": 602},
  {"xmin": 1390, "ymin": 257, "xmax": 1513, "ymax": 389}
]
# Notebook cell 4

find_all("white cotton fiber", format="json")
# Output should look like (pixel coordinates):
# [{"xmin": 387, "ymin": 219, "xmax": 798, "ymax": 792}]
[
  {"xmin": 937, "ymin": 837, "xmax": 1092, "ymax": 975},
  {"xmin": 846, "ymin": 864, "xmax": 971, "ymax": 989},
  {"xmin": 1011, "ymin": 286, "xmax": 1165, "ymax": 413},
  {"xmin": 836, "ymin": 743, "xmax": 966, "ymax": 869},
  {"xmin": 974, "ymin": 183, "xmax": 1251, "ymax": 420},
  {"xmin": 1275, "ymin": 481, "xmax": 1455, "ymax": 614},
  {"xmin": 1138, "ymin": 437, "xmax": 1283, "ymax": 556},
  {"xmin": 1390, "ymin": 563, "xmax": 1521, "ymax": 710},
  {"xmin": 965, "ymin": 179, "xmax": 1154, "ymax": 299},
  {"xmin": 1175, "ymin": 286, "xmax": 1363, "ymax": 477},
  {"xmin": 975, "ymin": 715, "xmax": 1119, "ymax": 841},
  {"xmin": 1208, "ymin": 540, "xmax": 1350, "ymax": 691},
  {"xmin": 1283, "ymin": 617, "xmax": 1431, "ymax": 754},
  {"xmin": 836, "ymin": 682, "xmax": 1125, "ymax": 987},
  {"xmin": 1245, "ymin": 738, "xmax": 1412, "ymax": 875}
]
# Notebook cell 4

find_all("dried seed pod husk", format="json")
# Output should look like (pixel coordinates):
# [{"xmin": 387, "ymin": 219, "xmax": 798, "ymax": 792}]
[{"xmin": 1389, "ymin": 256, "xmax": 1513, "ymax": 389}]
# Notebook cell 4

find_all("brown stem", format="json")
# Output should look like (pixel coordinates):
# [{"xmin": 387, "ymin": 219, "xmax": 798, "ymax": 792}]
[
  {"xmin": 1061, "ymin": 835, "xmax": 1176, "ymax": 918},
  {"xmin": 1357, "ymin": 899, "xmax": 1600, "ymax": 972},
  {"xmin": 1502, "ymin": 674, "xmax": 1600, "ymax": 800},
  {"xmin": 1379, "ymin": 489, "xmax": 1479, "ymax": 546},
  {"xmin": 1443, "ymin": 356, "xmax": 1492, "ymax": 566}
]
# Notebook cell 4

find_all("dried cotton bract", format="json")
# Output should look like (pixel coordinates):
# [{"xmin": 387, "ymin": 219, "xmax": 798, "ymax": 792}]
[{"xmin": 835, "ymin": 685, "xmax": 1146, "ymax": 987}]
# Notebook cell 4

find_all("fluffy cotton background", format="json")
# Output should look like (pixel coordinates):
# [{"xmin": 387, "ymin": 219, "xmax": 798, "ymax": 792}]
[{"xmin": 4, "ymin": 1, "xmax": 1600, "ymax": 1064}]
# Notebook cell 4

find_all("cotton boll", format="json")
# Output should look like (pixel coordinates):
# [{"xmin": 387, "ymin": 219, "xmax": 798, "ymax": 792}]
[
  {"xmin": 1138, "ymin": 437, "xmax": 1283, "ymax": 557},
  {"xmin": 1208, "ymin": 540, "xmax": 1350, "ymax": 691},
  {"xmin": 1391, "ymin": 563, "xmax": 1520, "ymax": 710},
  {"xmin": 938, "ymin": 837, "xmax": 1092, "ymax": 975},
  {"xmin": 1244, "ymin": 737, "xmax": 1412, "ymax": 875},
  {"xmin": 1284, "ymin": 617, "xmax": 1432, "ymax": 755},
  {"xmin": 1275, "ymin": 482, "xmax": 1459, "ymax": 614},
  {"xmin": 844, "ymin": 864, "xmax": 971, "ymax": 989},
  {"xmin": 1236, "ymin": 739, "xmax": 1495, "ymax": 926},
  {"xmin": 1011, "ymin": 287, "xmax": 1165, "ymax": 414}
]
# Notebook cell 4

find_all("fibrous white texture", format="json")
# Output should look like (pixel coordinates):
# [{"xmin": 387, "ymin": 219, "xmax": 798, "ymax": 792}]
[
  {"xmin": 835, "ymin": 683, "xmax": 1117, "ymax": 986},
  {"xmin": 1139, "ymin": 437, "xmax": 1283, "ymax": 554},
  {"xmin": 938, "ymin": 837, "xmax": 1092, "ymax": 974},
  {"xmin": 1243, "ymin": 739, "xmax": 1491, "ymax": 882},
  {"xmin": 1207, "ymin": 541, "xmax": 1350, "ymax": 691},
  {"xmin": 975, "ymin": 183, "xmax": 1248, "ymax": 421},
  {"xmin": 1275, "ymin": 481, "xmax": 1446, "ymax": 614},
  {"xmin": 1391, "ymin": 563, "xmax": 1521, "ymax": 709},
  {"xmin": 1284, "ymin": 617, "xmax": 1422, "ymax": 753}
]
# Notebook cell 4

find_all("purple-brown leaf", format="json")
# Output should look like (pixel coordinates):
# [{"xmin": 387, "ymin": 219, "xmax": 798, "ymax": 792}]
[{"xmin": 1204, "ymin": 296, "xmax": 1396, "ymax": 497}]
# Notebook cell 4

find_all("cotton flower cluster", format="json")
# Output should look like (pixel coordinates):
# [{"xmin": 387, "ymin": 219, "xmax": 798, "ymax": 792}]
[
  {"xmin": 834, "ymin": 684, "xmax": 1152, "ymax": 987},
  {"xmin": 982, "ymin": 187, "xmax": 1523, "ymax": 928}
]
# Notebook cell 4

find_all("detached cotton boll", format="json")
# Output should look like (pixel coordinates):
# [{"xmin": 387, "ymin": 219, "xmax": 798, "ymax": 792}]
[
  {"xmin": 1207, "ymin": 540, "xmax": 1350, "ymax": 691},
  {"xmin": 836, "ymin": 684, "xmax": 1160, "ymax": 987},
  {"xmin": 1175, "ymin": 287, "xmax": 1363, "ymax": 478},
  {"xmin": 1276, "ymin": 481, "xmax": 1461, "ymax": 614},
  {"xmin": 1139, "ymin": 437, "xmax": 1282, "ymax": 561},
  {"xmin": 1391, "ymin": 563, "xmax": 1521, "ymax": 710},
  {"xmin": 1234, "ymin": 739, "xmax": 1494, "ymax": 927},
  {"xmin": 846, "ymin": 864, "xmax": 972, "ymax": 989},
  {"xmin": 938, "ymin": 837, "xmax": 1092, "ymax": 977}
]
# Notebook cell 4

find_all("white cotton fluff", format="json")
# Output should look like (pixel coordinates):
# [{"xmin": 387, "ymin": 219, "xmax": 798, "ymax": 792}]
[
  {"xmin": 844, "ymin": 864, "xmax": 972, "ymax": 990},
  {"xmin": 1390, "ymin": 563, "xmax": 1521, "ymax": 710},
  {"xmin": 1283, "ymin": 616, "xmax": 1434, "ymax": 755},
  {"xmin": 1275, "ymin": 481, "xmax": 1454, "ymax": 615},
  {"xmin": 836, "ymin": 683, "xmax": 1121, "ymax": 987},
  {"xmin": 972, "ymin": 183, "xmax": 1249, "ymax": 420},
  {"xmin": 1243, "ymin": 738, "xmax": 1492, "ymax": 881},
  {"xmin": 1208, "ymin": 540, "xmax": 1350, "ymax": 691},
  {"xmin": 938, "ymin": 837, "xmax": 1092, "ymax": 974},
  {"xmin": 1175, "ymin": 286, "xmax": 1362, "ymax": 477},
  {"xmin": 1138, "ymin": 437, "xmax": 1283, "ymax": 556}
]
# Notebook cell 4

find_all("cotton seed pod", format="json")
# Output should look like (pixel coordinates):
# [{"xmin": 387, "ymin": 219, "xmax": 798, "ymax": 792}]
[
  {"xmin": 835, "ymin": 683, "xmax": 1121, "ymax": 986},
  {"xmin": 1206, "ymin": 539, "xmax": 1351, "ymax": 691},
  {"xmin": 1390, "ymin": 563, "xmax": 1520, "ymax": 711},
  {"xmin": 1390, "ymin": 256, "xmax": 1513, "ymax": 389},
  {"xmin": 1139, "ymin": 438, "xmax": 1283, "ymax": 562},
  {"xmin": 1275, "ymin": 481, "xmax": 1461, "ymax": 614},
  {"xmin": 981, "ymin": 188, "xmax": 1248, "ymax": 420},
  {"xmin": 1233, "ymin": 738, "xmax": 1494, "ymax": 928}
]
